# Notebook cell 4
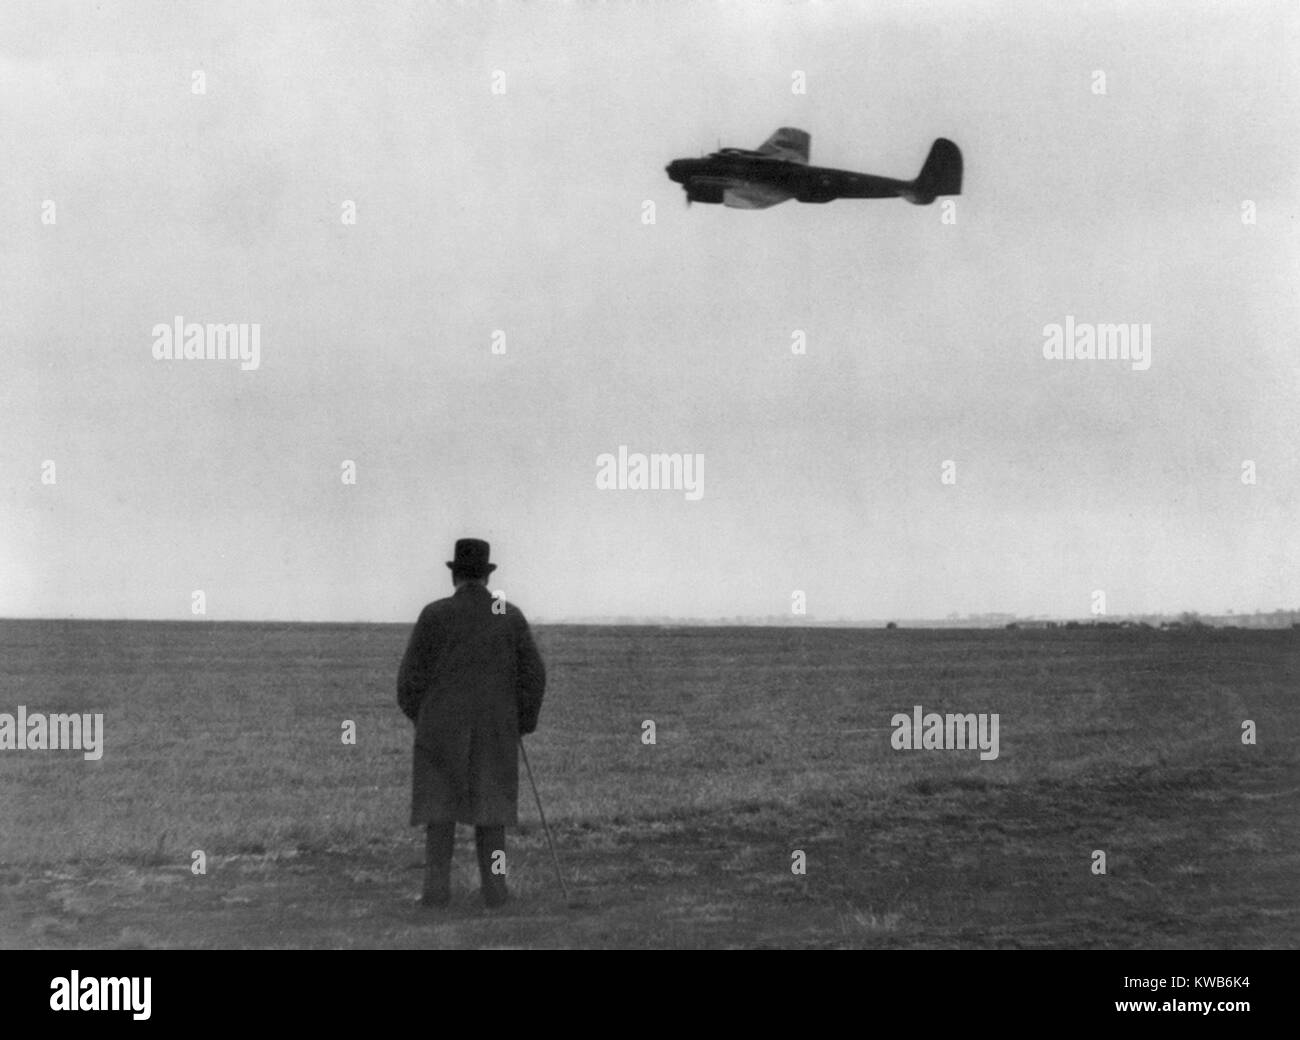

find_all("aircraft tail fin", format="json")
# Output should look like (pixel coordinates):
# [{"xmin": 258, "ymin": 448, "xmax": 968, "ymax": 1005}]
[
  {"xmin": 757, "ymin": 127, "xmax": 810, "ymax": 164},
  {"xmin": 907, "ymin": 138, "xmax": 962, "ymax": 204}
]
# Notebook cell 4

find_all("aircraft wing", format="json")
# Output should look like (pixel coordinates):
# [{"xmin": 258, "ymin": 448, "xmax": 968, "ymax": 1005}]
[{"xmin": 757, "ymin": 127, "xmax": 810, "ymax": 164}]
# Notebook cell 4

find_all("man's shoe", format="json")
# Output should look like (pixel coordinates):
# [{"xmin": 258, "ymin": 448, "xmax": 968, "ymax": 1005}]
[{"xmin": 420, "ymin": 883, "xmax": 451, "ymax": 909}]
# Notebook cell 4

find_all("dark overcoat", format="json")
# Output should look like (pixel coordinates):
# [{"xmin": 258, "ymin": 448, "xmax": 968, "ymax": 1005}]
[{"xmin": 397, "ymin": 583, "xmax": 546, "ymax": 826}]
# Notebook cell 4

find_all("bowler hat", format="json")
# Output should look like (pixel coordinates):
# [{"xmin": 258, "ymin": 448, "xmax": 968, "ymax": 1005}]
[{"xmin": 446, "ymin": 538, "xmax": 497, "ymax": 577}]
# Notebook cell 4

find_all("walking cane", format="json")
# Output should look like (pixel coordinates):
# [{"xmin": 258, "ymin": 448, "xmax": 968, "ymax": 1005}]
[{"xmin": 518, "ymin": 737, "xmax": 579, "ymax": 907}]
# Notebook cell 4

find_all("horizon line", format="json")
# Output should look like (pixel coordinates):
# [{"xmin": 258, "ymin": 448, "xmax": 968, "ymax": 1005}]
[{"xmin": 1, "ymin": 608, "xmax": 1297, "ymax": 628}]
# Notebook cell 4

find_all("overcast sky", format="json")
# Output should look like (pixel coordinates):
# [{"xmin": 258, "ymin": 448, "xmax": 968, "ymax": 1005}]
[{"xmin": 2, "ymin": 0, "xmax": 1296, "ymax": 623}]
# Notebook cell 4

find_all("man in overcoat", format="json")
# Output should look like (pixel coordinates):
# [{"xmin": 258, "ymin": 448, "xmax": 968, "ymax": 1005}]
[{"xmin": 397, "ymin": 539, "xmax": 547, "ymax": 908}]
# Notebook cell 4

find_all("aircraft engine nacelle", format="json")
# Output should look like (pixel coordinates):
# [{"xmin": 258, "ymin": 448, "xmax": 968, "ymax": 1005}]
[
  {"xmin": 685, "ymin": 179, "xmax": 725, "ymax": 204},
  {"xmin": 795, "ymin": 184, "xmax": 837, "ymax": 204}
]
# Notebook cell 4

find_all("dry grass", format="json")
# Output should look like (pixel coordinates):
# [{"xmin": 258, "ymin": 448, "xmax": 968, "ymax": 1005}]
[{"xmin": 0, "ymin": 621, "xmax": 1295, "ymax": 948}]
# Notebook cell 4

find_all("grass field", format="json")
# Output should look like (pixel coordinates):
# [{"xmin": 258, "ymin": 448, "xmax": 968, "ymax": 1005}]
[{"xmin": 0, "ymin": 619, "xmax": 1295, "ymax": 949}]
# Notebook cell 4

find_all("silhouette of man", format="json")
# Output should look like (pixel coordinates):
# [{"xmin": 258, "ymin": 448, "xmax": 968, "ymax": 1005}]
[{"xmin": 397, "ymin": 539, "xmax": 546, "ymax": 908}]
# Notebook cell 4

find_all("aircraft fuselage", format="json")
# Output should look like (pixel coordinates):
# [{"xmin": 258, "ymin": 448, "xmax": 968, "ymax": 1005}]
[
  {"xmin": 664, "ymin": 132, "xmax": 962, "ymax": 209},
  {"xmin": 665, "ymin": 155, "xmax": 916, "ymax": 207}
]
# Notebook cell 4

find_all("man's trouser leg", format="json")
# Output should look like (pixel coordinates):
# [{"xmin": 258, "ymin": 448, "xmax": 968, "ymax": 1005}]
[
  {"xmin": 475, "ymin": 825, "xmax": 509, "ymax": 908},
  {"xmin": 422, "ymin": 822, "xmax": 455, "ymax": 907}
]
